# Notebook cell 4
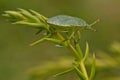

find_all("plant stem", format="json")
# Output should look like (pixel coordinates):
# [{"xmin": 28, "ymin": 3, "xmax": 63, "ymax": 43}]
[
  {"xmin": 56, "ymin": 32, "xmax": 81, "ymax": 60},
  {"xmin": 80, "ymin": 61, "xmax": 89, "ymax": 80},
  {"xmin": 56, "ymin": 32, "xmax": 89, "ymax": 80},
  {"xmin": 67, "ymin": 41, "xmax": 81, "ymax": 60}
]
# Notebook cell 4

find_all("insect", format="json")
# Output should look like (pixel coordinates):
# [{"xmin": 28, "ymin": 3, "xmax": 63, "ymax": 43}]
[{"xmin": 47, "ymin": 15, "xmax": 99, "ymax": 32}]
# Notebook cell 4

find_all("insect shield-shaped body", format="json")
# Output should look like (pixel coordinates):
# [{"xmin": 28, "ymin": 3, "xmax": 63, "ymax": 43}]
[{"xmin": 47, "ymin": 15, "xmax": 99, "ymax": 32}]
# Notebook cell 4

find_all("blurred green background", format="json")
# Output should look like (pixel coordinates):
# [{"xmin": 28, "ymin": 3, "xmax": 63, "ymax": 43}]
[{"xmin": 0, "ymin": 0, "xmax": 120, "ymax": 80}]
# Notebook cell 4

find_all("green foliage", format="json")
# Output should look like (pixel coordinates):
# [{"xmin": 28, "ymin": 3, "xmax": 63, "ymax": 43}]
[
  {"xmin": 3, "ymin": 9, "xmax": 48, "ymax": 29},
  {"xmin": 3, "ymin": 9, "xmax": 99, "ymax": 80}
]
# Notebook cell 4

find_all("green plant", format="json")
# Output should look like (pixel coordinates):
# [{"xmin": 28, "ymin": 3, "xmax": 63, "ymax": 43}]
[{"xmin": 3, "ymin": 9, "xmax": 99, "ymax": 80}]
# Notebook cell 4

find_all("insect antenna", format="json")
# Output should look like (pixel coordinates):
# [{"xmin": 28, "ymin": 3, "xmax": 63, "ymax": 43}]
[
  {"xmin": 89, "ymin": 19, "xmax": 100, "ymax": 32},
  {"xmin": 90, "ymin": 19, "xmax": 100, "ymax": 26}
]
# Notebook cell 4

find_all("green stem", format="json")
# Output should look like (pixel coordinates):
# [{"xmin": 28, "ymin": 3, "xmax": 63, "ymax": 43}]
[
  {"xmin": 80, "ymin": 61, "xmax": 89, "ymax": 80},
  {"xmin": 56, "ymin": 32, "xmax": 89, "ymax": 80},
  {"xmin": 67, "ymin": 41, "xmax": 81, "ymax": 60},
  {"xmin": 56, "ymin": 32, "xmax": 80, "ymax": 60}
]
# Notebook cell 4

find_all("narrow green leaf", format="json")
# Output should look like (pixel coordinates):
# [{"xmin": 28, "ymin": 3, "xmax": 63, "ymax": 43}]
[
  {"xmin": 31, "ymin": 37, "xmax": 67, "ymax": 47},
  {"xmin": 3, "ymin": 11, "xmax": 27, "ymax": 20},
  {"xmin": 45, "ymin": 38, "xmax": 68, "ymax": 47},
  {"xmin": 83, "ymin": 42, "xmax": 89, "ymax": 62},
  {"xmin": 54, "ymin": 68, "xmax": 74, "ymax": 77},
  {"xmin": 30, "ymin": 38, "xmax": 47, "ymax": 46},
  {"xmin": 73, "ymin": 65, "xmax": 86, "ymax": 80},
  {"xmin": 29, "ymin": 9, "xmax": 47, "ymax": 23},
  {"xmin": 18, "ymin": 8, "xmax": 40, "ymax": 23},
  {"xmin": 13, "ymin": 21, "xmax": 44, "ymax": 28},
  {"xmin": 30, "ymin": 34, "xmax": 51, "ymax": 46},
  {"xmin": 2, "ymin": 13, "xmax": 11, "ymax": 17},
  {"xmin": 89, "ymin": 53, "xmax": 96, "ymax": 80}
]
